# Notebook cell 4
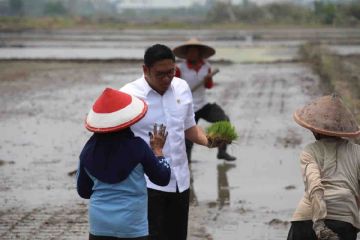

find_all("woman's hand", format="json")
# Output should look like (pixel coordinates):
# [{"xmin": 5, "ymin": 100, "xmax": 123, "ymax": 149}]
[{"xmin": 149, "ymin": 123, "xmax": 168, "ymax": 156}]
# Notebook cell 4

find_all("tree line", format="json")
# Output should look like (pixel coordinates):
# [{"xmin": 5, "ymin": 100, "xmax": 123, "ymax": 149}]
[
  {"xmin": 207, "ymin": 1, "xmax": 360, "ymax": 26},
  {"xmin": 3, "ymin": 0, "xmax": 360, "ymax": 27}
]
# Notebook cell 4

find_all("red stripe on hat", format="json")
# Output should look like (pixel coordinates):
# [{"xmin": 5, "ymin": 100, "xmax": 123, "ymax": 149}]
[
  {"xmin": 85, "ymin": 101, "xmax": 148, "ymax": 133},
  {"xmin": 93, "ymin": 88, "xmax": 132, "ymax": 113}
]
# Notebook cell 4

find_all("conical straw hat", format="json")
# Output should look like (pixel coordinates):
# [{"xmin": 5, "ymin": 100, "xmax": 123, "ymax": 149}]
[
  {"xmin": 173, "ymin": 38, "xmax": 215, "ymax": 59},
  {"xmin": 85, "ymin": 88, "xmax": 147, "ymax": 133},
  {"xmin": 293, "ymin": 94, "xmax": 360, "ymax": 138}
]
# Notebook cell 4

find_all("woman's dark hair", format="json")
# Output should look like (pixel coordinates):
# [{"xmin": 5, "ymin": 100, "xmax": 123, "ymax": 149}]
[{"xmin": 144, "ymin": 44, "xmax": 175, "ymax": 67}]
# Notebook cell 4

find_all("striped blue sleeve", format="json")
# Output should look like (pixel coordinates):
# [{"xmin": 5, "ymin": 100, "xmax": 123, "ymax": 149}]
[{"xmin": 140, "ymin": 140, "xmax": 171, "ymax": 186}]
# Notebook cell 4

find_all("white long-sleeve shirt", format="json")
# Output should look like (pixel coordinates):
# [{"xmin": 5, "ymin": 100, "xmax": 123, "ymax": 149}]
[
  {"xmin": 121, "ymin": 76, "xmax": 196, "ymax": 193},
  {"xmin": 177, "ymin": 61, "xmax": 211, "ymax": 112}
]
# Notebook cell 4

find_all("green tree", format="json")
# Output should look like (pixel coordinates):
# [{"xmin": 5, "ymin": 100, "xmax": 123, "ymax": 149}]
[
  {"xmin": 314, "ymin": 1, "xmax": 337, "ymax": 24},
  {"xmin": 9, "ymin": 0, "xmax": 23, "ymax": 16},
  {"xmin": 264, "ymin": 3, "xmax": 311, "ymax": 24},
  {"xmin": 234, "ymin": 4, "xmax": 264, "ymax": 23},
  {"xmin": 44, "ymin": 1, "xmax": 67, "ymax": 16},
  {"xmin": 242, "ymin": 0, "xmax": 250, "ymax": 7},
  {"xmin": 347, "ymin": 2, "xmax": 360, "ymax": 20},
  {"xmin": 206, "ymin": 2, "xmax": 231, "ymax": 22}
]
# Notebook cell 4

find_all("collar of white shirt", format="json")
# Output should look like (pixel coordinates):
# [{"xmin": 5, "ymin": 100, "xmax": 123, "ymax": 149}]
[{"xmin": 138, "ymin": 75, "xmax": 154, "ymax": 96}]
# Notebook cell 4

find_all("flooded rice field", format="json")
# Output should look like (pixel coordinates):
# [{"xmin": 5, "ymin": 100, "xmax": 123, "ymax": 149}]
[
  {"xmin": 0, "ymin": 29, "xmax": 360, "ymax": 239},
  {"xmin": 1, "ymin": 28, "xmax": 360, "ymax": 62},
  {"xmin": 188, "ymin": 63, "xmax": 320, "ymax": 239}
]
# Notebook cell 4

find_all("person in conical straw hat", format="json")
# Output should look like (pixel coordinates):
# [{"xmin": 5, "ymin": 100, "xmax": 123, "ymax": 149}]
[
  {"xmin": 287, "ymin": 93, "xmax": 360, "ymax": 240},
  {"xmin": 76, "ymin": 87, "xmax": 171, "ymax": 240},
  {"xmin": 174, "ymin": 38, "xmax": 236, "ymax": 162}
]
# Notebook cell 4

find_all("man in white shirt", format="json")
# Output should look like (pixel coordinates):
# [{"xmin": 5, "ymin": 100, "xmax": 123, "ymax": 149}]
[{"xmin": 121, "ymin": 44, "xmax": 217, "ymax": 240}]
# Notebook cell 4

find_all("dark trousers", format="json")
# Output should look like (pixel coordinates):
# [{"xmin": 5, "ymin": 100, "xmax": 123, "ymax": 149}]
[
  {"xmin": 147, "ymin": 188, "xmax": 190, "ymax": 240},
  {"xmin": 287, "ymin": 220, "xmax": 358, "ymax": 240},
  {"xmin": 185, "ymin": 103, "xmax": 230, "ymax": 161},
  {"xmin": 89, "ymin": 234, "xmax": 148, "ymax": 240}
]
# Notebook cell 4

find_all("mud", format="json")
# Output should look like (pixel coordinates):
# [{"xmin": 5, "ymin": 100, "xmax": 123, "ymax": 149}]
[
  {"xmin": 0, "ymin": 61, "xmax": 140, "ymax": 240},
  {"xmin": 0, "ymin": 31, "xmax": 359, "ymax": 239},
  {"xmin": 0, "ymin": 59, "xmax": 320, "ymax": 240},
  {"xmin": 2, "ymin": 28, "xmax": 360, "ymax": 62}
]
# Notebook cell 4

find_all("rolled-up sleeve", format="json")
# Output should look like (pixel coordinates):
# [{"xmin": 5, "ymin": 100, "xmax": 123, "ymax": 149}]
[
  {"xmin": 300, "ymin": 150, "xmax": 327, "ymax": 221},
  {"xmin": 182, "ymin": 84, "xmax": 196, "ymax": 130},
  {"xmin": 184, "ymin": 102, "xmax": 196, "ymax": 130},
  {"xmin": 301, "ymin": 151, "xmax": 324, "ymax": 196}
]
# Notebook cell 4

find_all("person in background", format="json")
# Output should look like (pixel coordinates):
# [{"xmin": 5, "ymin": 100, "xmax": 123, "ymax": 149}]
[
  {"xmin": 288, "ymin": 94, "xmax": 360, "ymax": 240},
  {"xmin": 121, "ymin": 44, "xmax": 222, "ymax": 240},
  {"xmin": 76, "ymin": 88, "xmax": 171, "ymax": 240},
  {"xmin": 174, "ymin": 38, "xmax": 236, "ymax": 162}
]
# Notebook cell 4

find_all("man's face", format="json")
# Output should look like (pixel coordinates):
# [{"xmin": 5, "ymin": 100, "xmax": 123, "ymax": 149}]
[
  {"xmin": 143, "ymin": 59, "xmax": 175, "ymax": 95},
  {"xmin": 186, "ymin": 47, "xmax": 201, "ymax": 62}
]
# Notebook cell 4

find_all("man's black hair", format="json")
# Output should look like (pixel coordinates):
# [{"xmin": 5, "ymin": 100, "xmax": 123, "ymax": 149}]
[{"xmin": 144, "ymin": 44, "xmax": 175, "ymax": 67}]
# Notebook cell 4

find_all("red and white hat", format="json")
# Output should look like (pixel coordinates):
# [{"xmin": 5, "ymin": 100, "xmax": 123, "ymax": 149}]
[{"xmin": 85, "ymin": 88, "xmax": 147, "ymax": 133}]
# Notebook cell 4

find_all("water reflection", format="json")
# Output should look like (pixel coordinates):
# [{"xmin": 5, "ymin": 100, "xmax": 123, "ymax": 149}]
[
  {"xmin": 217, "ymin": 163, "xmax": 235, "ymax": 209},
  {"xmin": 190, "ymin": 162, "xmax": 235, "ymax": 208}
]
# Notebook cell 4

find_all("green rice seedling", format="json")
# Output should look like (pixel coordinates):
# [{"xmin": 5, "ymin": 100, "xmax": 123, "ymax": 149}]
[{"xmin": 206, "ymin": 121, "xmax": 238, "ymax": 145}]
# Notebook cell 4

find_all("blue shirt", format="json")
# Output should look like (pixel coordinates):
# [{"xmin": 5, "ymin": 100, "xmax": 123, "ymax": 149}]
[{"xmin": 86, "ymin": 165, "xmax": 148, "ymax": 238}]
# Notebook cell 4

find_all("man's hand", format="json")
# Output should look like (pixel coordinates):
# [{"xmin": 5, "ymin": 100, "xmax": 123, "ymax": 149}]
[
  {"xmin": 313, "ymin": 220, "xmax": 340, "ymax": 240},
  {"xmin": 206, "ymin": 135, "xmax": 228, "ymax": 148},
  {"xmin": 203, "ymin": 74, "xmax": 212, "ymax": 85},
  {"xmin": 191, "ymin": 68, "xmax": 219, "ymax": 92},
  {"xmin": 149, "ymin": 123, "xmax": 168, "ymax": 156}
]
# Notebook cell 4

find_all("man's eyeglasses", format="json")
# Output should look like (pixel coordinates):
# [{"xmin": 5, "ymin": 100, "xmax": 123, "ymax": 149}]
[{"xmin": 153, "ymin": 69, "xmax": 176, "ymax": 79}]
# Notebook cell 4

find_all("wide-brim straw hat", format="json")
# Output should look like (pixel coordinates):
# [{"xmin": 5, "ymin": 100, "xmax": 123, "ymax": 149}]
[
  {"xmin": 293, "ymin": 94, "xmax": 360, "ymax": 138},
  {"xmin": 173, "ymin": 38, "xmax": 216, "ymax": 59},
  {"xmin": 85, "ymin": 88, "xmax": 147, "ymax": 133}
]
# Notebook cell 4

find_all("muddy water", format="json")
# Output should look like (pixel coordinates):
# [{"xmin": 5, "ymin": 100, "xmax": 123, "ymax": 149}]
[
  {"xmin": 187, "ymin": 63, "xmax": 324, "ymax": 239},
  {"xmin": 0, "ymin": 46, "xmax": 299, "ymax": 64},
  {"xmin": 0, "ymin": 60, "xmax": 319, "ymax": 240},
  {"xmin": 0, "ymin": 31, "xmax": 359, "ymax": 239},
  {"xmin": 2, "ymin": 29, "xmax": 360, "ymax": 61},
  {"xmin": 0, "ymin": 62, "xmax": 141, "ymax": 239}
]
